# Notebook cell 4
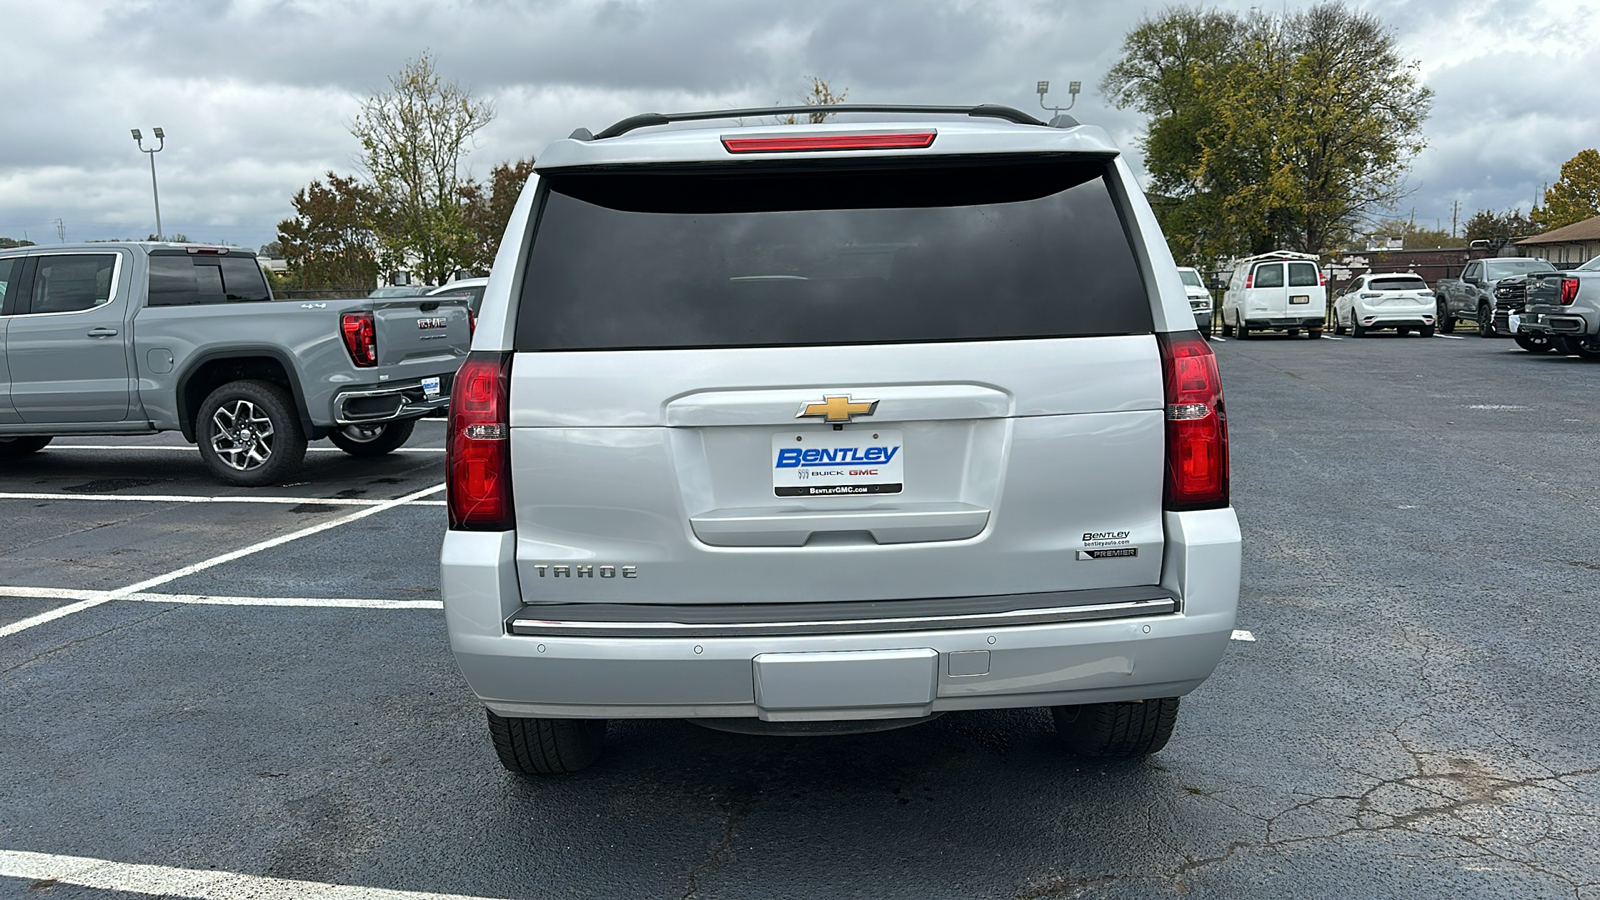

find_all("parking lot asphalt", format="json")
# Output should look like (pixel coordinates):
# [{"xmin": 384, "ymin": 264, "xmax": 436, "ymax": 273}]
[{"xmin": 2, "ymin": 338, "xmax": 1598, "ymax": 900}]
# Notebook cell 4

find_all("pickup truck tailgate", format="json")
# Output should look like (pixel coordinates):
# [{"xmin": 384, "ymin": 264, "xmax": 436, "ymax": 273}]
[{"xmin": 372, "ymin": 297, "xmax": 472, "ymax": 381}]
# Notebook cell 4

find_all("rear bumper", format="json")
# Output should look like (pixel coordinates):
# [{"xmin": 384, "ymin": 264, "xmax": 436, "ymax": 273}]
[
  {"xmin": 1353, "ymin": 311, "xmax": 1433, "ymax": 329},
  {"xmin": 1518, "ymin": 310, "xmax": 1592, "ymax": 336},
  {"xmin": 332, "ymin": 374, "xmax": 453, "ymax": 425},
  {"xmin": 440, "ymin": 508, "xmax": 1241, "ymax": 721},
  {"xmin": 1244, "ymin": 316, "xmax": 1322, "ymax": 328}
]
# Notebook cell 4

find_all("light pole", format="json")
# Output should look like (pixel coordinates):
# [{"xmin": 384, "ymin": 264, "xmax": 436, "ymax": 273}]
[
  {"xmin": 1037, "ymin": 80, "xmax": 1081, "ymax": 119},
  {"xmin": 131, "ymin": 127, "xmax": 165, "ymax": 240}
]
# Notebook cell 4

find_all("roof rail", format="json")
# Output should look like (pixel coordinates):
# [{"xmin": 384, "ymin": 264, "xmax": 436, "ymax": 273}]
[{"xmin": 590, "ymin": 104, "xmax": 1047, "ymax": 140}]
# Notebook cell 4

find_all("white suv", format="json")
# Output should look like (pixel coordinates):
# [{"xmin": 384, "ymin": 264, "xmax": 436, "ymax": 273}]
[
  {"xmin": 1333, "ymin": 273, "xmax": 1436, "ymax": 337},
  {"xmin": 441, "ymin": 104, "xmax": 1242, "ymax": 774}
]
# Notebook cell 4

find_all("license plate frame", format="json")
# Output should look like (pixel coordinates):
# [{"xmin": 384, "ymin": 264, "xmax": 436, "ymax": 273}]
[
  {"xmin": 772, "ymin": 429, "xmax": 904, "ymax": 498},
  {"xmin": 421, "ymin": 376, "xmax": 442, "ymax": 399},
  {"xmin": 1290, "ymin": 294, "xmax": 1311, "ymax": 305}
]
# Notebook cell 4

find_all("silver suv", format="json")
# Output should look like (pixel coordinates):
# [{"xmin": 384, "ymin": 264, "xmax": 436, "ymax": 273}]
[{"xmin": 441, "ymin": 105, "xmax": 1242, "ymax": 774}]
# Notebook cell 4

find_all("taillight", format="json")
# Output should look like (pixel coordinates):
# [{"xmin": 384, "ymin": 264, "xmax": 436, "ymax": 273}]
[
  {"xmin": 341, "ymin": 312, "xmax": 377, "ymax": 367},
  {"xmin": 1317, "ymin": 268, "xmax": 1326, "ymax": 287},
  {"xmin": 721, "ymin": 132, "xmax": 937, "ymax": 153},
  {"xmin": 467, "ymin": 308, "xmax": 477, "ymax": 338},
  {"xmin": 1158, "ymin": 332, "xmax": 1228, "ymax": 510},
  {"xmin": 447, "ymin": 351, "xmax": 514, "ymax": 531},
  {"xmin": 1559, "ymin": 277, "xmax": 1580, "ymax": 305},
  {"xmin": 1244, "ymin": 273, "xmax": 1253, "ymax": 290}
]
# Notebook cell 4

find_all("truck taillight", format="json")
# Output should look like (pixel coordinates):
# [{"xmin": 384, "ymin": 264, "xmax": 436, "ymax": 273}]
[
  {"xmin": 341, "ymin": 312, "xmax": 377, "ymax": 367},
  {"xmin": 1244, "ymin": 273, "xmax": 1253, "ymax": 290},
  {"xmin": 1158, "ymin": 332, "xmax": 1229, "ymax": 510},
  {"xmin": 1560, "ymin": 277, "xmax": 1580, "ymax": 305},
  {"xmin": 448, "ymin": 352, "xmax": 514, "ymax": 531}
]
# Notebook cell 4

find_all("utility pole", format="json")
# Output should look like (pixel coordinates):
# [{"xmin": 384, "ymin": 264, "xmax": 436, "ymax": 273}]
[
  {"xmin": 1451, "ymin": 200, "xmax": 1459, "ymax": 239},
  {"xmin": 131, "ymin": 127, "xmax": 166, "ymax": 240},
  {"xmin": 54, "ymin": 219, "xmax": 65, "ymax": 242}
]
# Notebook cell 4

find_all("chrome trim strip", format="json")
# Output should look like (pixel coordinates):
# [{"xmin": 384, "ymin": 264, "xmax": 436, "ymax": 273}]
[
  {"xmin": 333, "ymin": 382, "xmax": 450, "ymax": 425},
  {"xmin": 508, "ymin": 598, "xmax": 1177, "ymax": 638}
]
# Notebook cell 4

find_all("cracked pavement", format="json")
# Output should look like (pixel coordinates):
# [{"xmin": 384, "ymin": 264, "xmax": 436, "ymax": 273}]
[{"xmin": 1, "ymin": 338, "xmax": 1597, "ymax": 899}]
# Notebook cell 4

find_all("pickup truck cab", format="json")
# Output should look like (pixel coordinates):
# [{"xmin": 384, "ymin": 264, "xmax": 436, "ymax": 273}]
[
  {"xmin": 1434, "ymin": 257, "xmax": 1556, "ymax": 337},
  {"xmin": 0, "ymin": 242, "xmax": 472, "ymax": 484},
  {"xmin": 1515, "ymin": 254, "xmax": 1600, "ymax": 357},
  {"xmin": 1218, "ymin": 251, "xmax": 1325, "ymax": 339}
]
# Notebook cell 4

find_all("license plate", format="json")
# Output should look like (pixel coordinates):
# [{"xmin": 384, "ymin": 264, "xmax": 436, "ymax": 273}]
[
  {"xmin": 1508, "ymin": 313, "xmax": 1522, "ymax": 332},
  {"xmin": 773, "ymin": 429, "xmax": 903, "ymax": 497},
  {"xmin": 1290, "ymin": 295, "xmax": 1310, "ymax": 305},
  {"xmin": 421, "ymin": 376, "xmax": 441, "ymax": 399}
]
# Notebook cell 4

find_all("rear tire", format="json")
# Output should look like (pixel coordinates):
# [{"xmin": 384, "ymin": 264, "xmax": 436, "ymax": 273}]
[
  {"xmin": 487, "ymin": 710, "xmax": 606, "ymax": 775},
  {"xmin": 1437, "ymin": 299, "xmax": 1455, "ymax": 334},
  {"xmin": 1334, "ymin": 311, "xmax": 1348, "ymax": 335},
  {"xmin": 1397, "ymin": 326, "xmax": 1412, "ymax": 336},
  {"xmin": 1514, "ymin": 334, "xmax": 1553, "ymax": 353},
  {"xmin": 1571, "ymin": 338, "xmax": 1600, "ymax": 361},
  {"xmin": 1053, "ymin": 698, "xmax": 1180, "ymax": 758},
  {"xmin": 1352, "ymin": 316, "xmax": 1366, "ymax": 338},
  {"xmin": 1553, "ymin": 336, "xmax": 1577, "ymax": 355},
  {"xmin": 1477, "ymin": 303, "xmax": 1495, "ymax": 338},
  {"xmin": 1307, "ymin": 326, "xmax": 1322, "ymax": 339},
  {"xmin": 195, "ymin": 380, "xmax": 307, "ymax": 487},
  {"xmin": 1236, "ymin": 319, "xmax": 1251, "ymax": 339},
  {"xmin": 328, "ymin": 418, "xmax": 416, "ymax": 457},
  {"xmin": 1220, "ymin": 316, "xmax": 1234, "ymax": 337},
  {"xmin": 0, "ymin": 436, "xmax": 52, "ymax": 456},
  {"xmin": 1420, "ymin": 324, "xmax": 1436, "ymax": 338}
]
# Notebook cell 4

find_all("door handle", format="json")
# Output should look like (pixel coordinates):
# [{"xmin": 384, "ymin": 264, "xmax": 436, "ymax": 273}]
[{"xmin": 87, "ymin": 327, "xmax": 118, "ymax": 338}]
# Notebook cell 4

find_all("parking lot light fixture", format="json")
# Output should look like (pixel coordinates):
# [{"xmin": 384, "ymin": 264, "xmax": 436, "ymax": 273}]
[
  {"xmin": 1038, "ymin": 79, "xmax": 1080, "ymax": 115},
  {"xmin": 131, "ymin": 127, "xmax": 166, "ymax": 241}
]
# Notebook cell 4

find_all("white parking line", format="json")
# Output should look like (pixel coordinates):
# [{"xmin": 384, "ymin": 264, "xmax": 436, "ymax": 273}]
[
  {"xmin": 0, "ymin": 492, "xmax": 445, "ymax": 506},
  {"xmin": 1209, "ymin": 336, "xmax": 1226, "ymax": 342},
  {"xmin": 47, "ymin": 445, "xmax": 445, "ymax": 453},
  {"xmin": 0, "ymin": 586, "xmax": 440, "ymax": 610},
  {"xmin": 1230, "ymin": 629, "xmax": 1256, "ymax": 642},
  {"xmin": 1321, "ymin": 334, "xmax": 1343, "ymax": 340},
  {"xmin": 0, "ymin": 484, "xmax": 444, "ymax": 639},
  {"xmin": 1433, "ymin": 334, "xmax": 1466, "ymax": 340},
  {"xmin": 0, "ymin": 849, "xmax": 505, "ymax": 900}
]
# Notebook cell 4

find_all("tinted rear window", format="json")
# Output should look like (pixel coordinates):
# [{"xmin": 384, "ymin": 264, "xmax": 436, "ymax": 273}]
[
  {"xmin": 148, "ymin": 252, "xmax": 271, "ymax": 306},
  {"xmin": 1253, "ymin": 264, "xmax": 1284, "ymax": 288},
  {"xmin": 514, "ymin": 159, "xmax": 1152, "ymax": 351},
  {"xmin": 1288, "ymin": 262, "xmax": 1319, "ymax": 287},
  {"xmin": 1371, "ymin": 276, "xmax": 1427, "ymax": 291}
]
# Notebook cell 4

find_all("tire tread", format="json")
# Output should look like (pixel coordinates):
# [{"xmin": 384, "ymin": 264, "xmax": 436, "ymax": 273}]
[
  {"xmin": 487, "ymin": 710, "xmax": 605, "ymax": 775},
  {"xmin": 1053, "ymin": 698, "xmax": 1180, "ymax": 758}
]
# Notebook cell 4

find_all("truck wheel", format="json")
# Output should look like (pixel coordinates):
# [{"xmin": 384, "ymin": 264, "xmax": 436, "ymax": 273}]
[
  {"xmin": 1514, "ymin": 334, "xmax": 1552, "ymax": 353},
  {"xmin": 1236, "ymin": 320, "xmax": 1251, "ymax": 339},
  {"xmin": 487, "ymin": 709, "xmax": 606, "ymax": 775},
  {"xmin": 1053, "ymin": 698, "xmax": 1180, "ymax": 758},
  {"xmin": 1220, "ymin": 315, "xmax": 1234, "ymax": 337},
  {"xmin": 0, "ymin": 436, "xmax": 52, "ymax": 457},
  {"xmin": 1571, "ymin": 339, "xmax": 1600, "ymax": 361},
  {"xmin": 1307, "ymin": 325, "xmax": 1322, "ymax": 339},
  {"xmin": 328, "ymin": 419, "xmax": 416, "ymax": 457},
  {"xmin": 1437, "ymin": 299, "xmax": 1455, "ymax": 334},
  {"xmin": 1477, "ymin": 304, "xmax": 1495, "ymax": 338},
  {"xmin": 196, "ymin": 380, "xmax": 307, "ymax": 487}
]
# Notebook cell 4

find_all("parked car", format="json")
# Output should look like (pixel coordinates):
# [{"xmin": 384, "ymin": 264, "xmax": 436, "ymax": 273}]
[
  {"xmin": 1177, "ymin": 266, "xmax": 1213, "ymax": 336},
  {"xmin": 1331, "ymin": 272, "xmax": 1435, "ymax": 337},
  {"xmin": 0, "ymin": 243, "xmax": 472, "ymax": 483},
  {"xmin": 441, "ymin": 104, "xmax": 1241, "ymax": 775},
  {"xmin": 1514, "ymin": 254, "xmax": 1600, "ymax": 358},
  {"xmin": 426, "ymin": 277, "xmax": 489, "ymax": 314},
  {"xmin": 1219, "ymin": 251, "xmax": 1325, "ymax": 339},
  {"xmin": 1433, "ymin": 257, "xmax": 1556, "ymax": 337},
  {"xmin": 368, "ymin": 284, "xmax": 432, "ymax": 298}
]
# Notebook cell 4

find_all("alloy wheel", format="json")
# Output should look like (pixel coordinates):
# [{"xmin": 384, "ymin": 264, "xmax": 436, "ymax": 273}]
[{"xmin": 209, "ymin": 399, "xmax": 276, "ymax": 471}]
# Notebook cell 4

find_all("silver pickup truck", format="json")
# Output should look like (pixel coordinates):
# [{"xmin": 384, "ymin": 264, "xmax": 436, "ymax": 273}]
[
  {"xmin": 1513, "ymin": 254, "xmax": 1600, "ymax": 358},
  {"xmin": 0, "ymin": 242, "xmax": 471, "ymax": 484},
  {"xmin": 1434, "ymin": 257, "xmax": 1557, "ymax": 336}
]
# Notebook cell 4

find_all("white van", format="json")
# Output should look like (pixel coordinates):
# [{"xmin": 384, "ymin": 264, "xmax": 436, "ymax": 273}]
[{"xmin": 1220, "ymin": 251, "xmax": 1326, "ymax": 339}]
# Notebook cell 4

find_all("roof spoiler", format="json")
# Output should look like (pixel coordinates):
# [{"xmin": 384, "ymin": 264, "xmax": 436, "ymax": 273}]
[{"xmin": 580, "ymin": 104, "xmax": 1052, "ymax": 141}]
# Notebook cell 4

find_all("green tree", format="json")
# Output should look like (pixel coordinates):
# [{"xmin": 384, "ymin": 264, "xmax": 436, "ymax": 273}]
[
  {"xmin": 351, "ymin": 52, "xmax": 494, "ymax": 285},
  {"xmin": 779, "ymin": 77, "xmax": 848, "ymax": 124},
  {"xmin": 1530, "ymin": 149, "xmax": 1600, "ymax": 232},
  {"xmin": 1104, "ymin": 3, "xmax": 1431, "ymax": 261},
  {"xmin": 1462, "ymin": 208, "xmax": 1533, "ymax": 243},
  {"xmin": 275, "ymin": 173, "xmax": 382, "ymax": 290},
  {"xmin": 459, "ymin": 157, "xmax": 535, "ymax": 272},
  {"xmin": 0, "ymin": 237, "xmax": 35, "ymax": 249}
]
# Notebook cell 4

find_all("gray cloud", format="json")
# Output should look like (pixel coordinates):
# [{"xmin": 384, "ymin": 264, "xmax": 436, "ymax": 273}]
[{"xmin": 2, "ymin": 0, "xmax": 1597, "ymax": 252}]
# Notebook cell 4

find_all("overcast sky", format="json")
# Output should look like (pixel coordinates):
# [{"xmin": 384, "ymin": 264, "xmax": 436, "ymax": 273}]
[{"xmin": 2, "ymin": 0, "xmax": 1597, "ymax": 253}]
